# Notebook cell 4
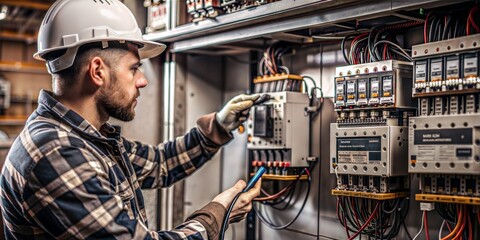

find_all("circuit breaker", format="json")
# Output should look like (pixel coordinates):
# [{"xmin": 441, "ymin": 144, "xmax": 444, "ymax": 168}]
[
  {"xmin": 247, "ymin": 91, "xmax": 310, "ymax": 175},
  {"xmin": 144, "ymin": 0, "xmax": 168, "ymax": 33},
  {"xmin": 410, "ymin": 34, "xmax": 480, "ymax": 200}
]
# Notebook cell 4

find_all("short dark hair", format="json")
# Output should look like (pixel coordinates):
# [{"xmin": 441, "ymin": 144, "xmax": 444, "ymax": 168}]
[{"xmin": 44, "ymin": 41, "xmax": 131, "ymax": 90}]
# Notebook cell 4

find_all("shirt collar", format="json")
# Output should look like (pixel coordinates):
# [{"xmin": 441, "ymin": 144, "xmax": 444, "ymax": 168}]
[{"xmin": 36, "ymin": 89, "xmax": 122, "ymax": 140}]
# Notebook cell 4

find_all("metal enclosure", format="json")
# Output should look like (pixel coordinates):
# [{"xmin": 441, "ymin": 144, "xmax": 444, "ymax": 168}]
[
  {"xmin": 168, "ymin": 45, "xmax": 446, "ymax": 239},
  {"xmin": 330, "ymin": 124, "xmax": 409, "ymax": 177},
  {"xmin": 247, "ymin": 91, "xmax": 311, "ymax": 167},
  {"xmin": 146, "ymin": 1, "xmax": 476, "ymax": 239},
  {"xmin": 409, "ymin": 115, "xmax": 480, "ymax": 174}
]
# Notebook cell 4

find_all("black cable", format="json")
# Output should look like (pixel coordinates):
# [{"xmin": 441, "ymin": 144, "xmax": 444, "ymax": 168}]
[
  {"xmin": 219, "ymin": 192, "xmax": 242, "ymax": 240},
  {"xmin": 253, "ymin": 168, "xmax": 312, "ymax": 230},
  {"xmin": 428, "ymin": 16, "xmax": 436, "ymax": 42},
  {"xmin": 368, "ymin": 26, "xmax": 380, "ymax": 62},
  {"xmin": 342, "ymin": 35, "xmax": 356, "ymax": 65},
  {"xmin": 443, "ymin": 15, "xmax": 451, "ymax": 40},
  {"xmin": 262, "ymin": 183, "xmax": 297, "ymax": 209},
  {"xmin": 379, "ymin": 203, "xmax": 383, "ymax": 238}
]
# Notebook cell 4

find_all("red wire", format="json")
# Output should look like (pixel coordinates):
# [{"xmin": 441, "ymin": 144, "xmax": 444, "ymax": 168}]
[
  {"xmin": 343, "ymin": 200, "xmax": 351, "ymax": 238},
  {"xmin": 467, "ymin": 6, "xmax": 480, "ymax": 35},
  {"xmin": 383, "ymin": 43, "xmax": 388, "ymax": 60},
  {"xmin": 470, "ymin": 7, "xmax": 480, "ymax": 33},
  {"xmin": 446, "ymin": 221, "xmax": 453, "ymax": 233},
  {"xmin": 467, "ymin": 207, "xmax": 472, "ymax": 240},
  {"xmin": 350, "ymin": 33, "xmax": 368, "ymax": 64},
  {"xmin": 347, "ymin": 201, "xmax": 380, "ymax": 240},
  {"xmin": 424, "ymin": 12, "xmax": 432, "ymax": 43},
  {"xmin": 477, "ymin": 207, "xmax": 480, "ymax": 226},
  {"xmin": 424, "ymin": 211, "xmax": 430, "ymax": 240},
  {"xmin": 351, "ymin": 197, "xmax": 361, "ymax": 229},
  {"xmin": 382, "ymin": 20, "xmax": 423, "ymax": 31},
  {"xmin": 337, "ymin": 197, "xmax": 351, "ymax": 238},
  {"xmin": 270, "ymin": 48, "xmax": 277, "ymax": 73},
  {"xmin": 453, "ymin": 205, "xmax": 466, "ymax": 240}
]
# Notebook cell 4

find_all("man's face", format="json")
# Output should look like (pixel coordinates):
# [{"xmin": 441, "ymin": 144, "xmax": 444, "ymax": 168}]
[{"xmin": 97, "ymin": 44, "xmax": 147, "ymax": 121}]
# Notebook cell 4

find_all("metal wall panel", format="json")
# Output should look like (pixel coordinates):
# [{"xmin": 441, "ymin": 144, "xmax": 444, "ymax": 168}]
[
  {"xmin": 183, "ymin": 54, "xmax": 224, "ymax": 218},
  {"xmin": 170, "ymin": 24, "xmax": 449, "ymax": 239}
]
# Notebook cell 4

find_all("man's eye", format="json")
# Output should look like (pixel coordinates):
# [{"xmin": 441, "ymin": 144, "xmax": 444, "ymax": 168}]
[{"xmin": 132, "ymin": 66, "xmax": 144, "ymax": 74}]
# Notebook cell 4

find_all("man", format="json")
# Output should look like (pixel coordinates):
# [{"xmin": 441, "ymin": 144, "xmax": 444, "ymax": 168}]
[{"xmin": 0, "ymin": 0, "xmax": 260, "ymax": 239}]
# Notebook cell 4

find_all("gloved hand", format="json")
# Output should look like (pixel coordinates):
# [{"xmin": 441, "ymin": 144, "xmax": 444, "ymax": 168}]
[
  {"xmin": 216, "ymin": 94, "xmax": 260, "ymax": 132},
  {"xmin": 212, "ymin": 179, "xmax": 261, "ymax": 223}
]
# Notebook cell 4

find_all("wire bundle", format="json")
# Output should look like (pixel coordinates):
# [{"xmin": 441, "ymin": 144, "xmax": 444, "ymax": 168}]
[
  {"xmin": 258, "ymin": 42, "xmax": 292, "ymax": 76},
  {"xmin": 337, "ymin": 196, "xmax": 410, "ymax": 240},
  {"xmin": 253, "ymin": 165, "xmax": 313, "ymax": 230},
  {"xmin": 436, "ymin": 203, "xmax": 479, "ymax": 240},
  {"xmin": 341, "ymin": 21, "xmax": 421, "ymax": 64},
  {"xmin": 424, "ymin": 5, "xmax": 479, "ymax": 43}
]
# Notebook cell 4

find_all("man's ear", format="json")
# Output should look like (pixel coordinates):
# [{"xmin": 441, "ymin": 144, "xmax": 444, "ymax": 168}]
[{"xmin": 88, "ymin": 57, "xmax": 108, "ymax": 87}]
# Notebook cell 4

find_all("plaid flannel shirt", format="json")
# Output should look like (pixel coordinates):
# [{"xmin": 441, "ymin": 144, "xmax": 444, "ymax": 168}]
[{"xmin": 0, "ymin": 90, "xmax": 232, "ymax": 239}]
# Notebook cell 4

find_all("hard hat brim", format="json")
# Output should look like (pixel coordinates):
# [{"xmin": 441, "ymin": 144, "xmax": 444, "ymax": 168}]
[
  {"xmin": 33, "ymin": 39, "xmax": 167, "ymax": 61},
  {"xmin": 138, "ymin": 40, "xmax": 167, "ymax": 59}
]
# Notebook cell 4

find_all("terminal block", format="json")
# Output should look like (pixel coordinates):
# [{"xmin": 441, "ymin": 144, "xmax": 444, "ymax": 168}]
[{"xmin": 253, "ymin": 74, "xmax": 303, "ymax": 93}]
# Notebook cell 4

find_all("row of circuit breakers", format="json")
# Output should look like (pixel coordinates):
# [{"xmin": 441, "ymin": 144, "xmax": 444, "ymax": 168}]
[
  {"xmin": 243, "ymin": 34, "xmax": 480, "ymax": 203},
  {"xmin": 144, "ymin": 1, "xmax": 278, "ymax": 33},
  {"xmin": 331, "ymin": 34, "xmax": 480, "ymax": 201},
  {"xmin": 187, "ymin": 0, "xmax": 277, "ymax": 20}
]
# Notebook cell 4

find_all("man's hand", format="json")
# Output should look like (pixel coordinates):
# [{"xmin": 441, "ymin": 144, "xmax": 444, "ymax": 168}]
[
  {"xmin": 216, "ymin": 94, "xmax": 260, "ymax": 132},
  {"xmin": 213, "ymin": 179, "xmax": 261, "ymax": 223}
]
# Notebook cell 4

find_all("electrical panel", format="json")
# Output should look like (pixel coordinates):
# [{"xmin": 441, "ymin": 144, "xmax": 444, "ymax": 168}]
[
  {"xmin": 330, "ymin": 60, "xmax": 413, "ymax": 193},
  {"xmin": 186, "ymin": 0, "xmax": 278, "ymax": 22},
  {"xmin": 144, "ymin": 0, "xmax": 168, "ymax": 33},
  {"xmin": 221, "ymin": 0, "xmax": 276, "ymax": 13},
  {"xmin": 247, "ymin": 91, "xmax": 310, "ymax": 175},
  {"xmin": 330, "ymin": 124, "xmax": 408, "ymax": 177},
  {"xmin": 186, "ymin": 0, "xmax": 223, "ymax": 21},
  {"xmin": 334, "ymin": 60, "xmax": 413, "ymax": 117},
  {"xmin": 409, "ymin": 34, "xmax": 480, "ymax": 200}
]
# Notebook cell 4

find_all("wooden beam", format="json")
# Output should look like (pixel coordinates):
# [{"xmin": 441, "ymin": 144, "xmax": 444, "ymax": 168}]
[
  {"xmin": 0, "ymin": 30, "xmax": 37, "ymax": 43},
  {"xmin": 2, "ymin": 0, "xmax": 51, "ymax": 11},
  {"xmin": 0, "ymin": 61, "xmax": 47, "ymax": 74}
]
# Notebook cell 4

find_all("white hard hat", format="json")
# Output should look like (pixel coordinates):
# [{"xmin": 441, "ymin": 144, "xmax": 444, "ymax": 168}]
[{"xmin": 34, "ymin": 0, "xmax": 166, "ymax": 73}]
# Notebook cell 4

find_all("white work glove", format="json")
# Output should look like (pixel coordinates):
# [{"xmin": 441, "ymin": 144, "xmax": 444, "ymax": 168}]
[{"xmin": 216, "ymin": 94, "xmax": 260, "ymax": 132}]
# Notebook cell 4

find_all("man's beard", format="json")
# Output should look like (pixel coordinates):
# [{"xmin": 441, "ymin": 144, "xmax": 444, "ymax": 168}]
[{"xmin": 97, "ymin": 73, "xmax": 139, "ymax": 122}]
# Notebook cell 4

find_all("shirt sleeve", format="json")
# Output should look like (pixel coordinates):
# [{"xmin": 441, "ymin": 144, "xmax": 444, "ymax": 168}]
[
  {"xmin": 123, "ymin": 113, "xmax": 233, "ymax": 188},
  {"xmin": 23, "ymin": 146, "xmax": 211, "ymax": 239}
]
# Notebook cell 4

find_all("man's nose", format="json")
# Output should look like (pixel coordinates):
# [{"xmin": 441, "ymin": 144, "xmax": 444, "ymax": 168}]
[{"xmin": 136, "ymin": 73, "xmax": 148, "ymax": 88}]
